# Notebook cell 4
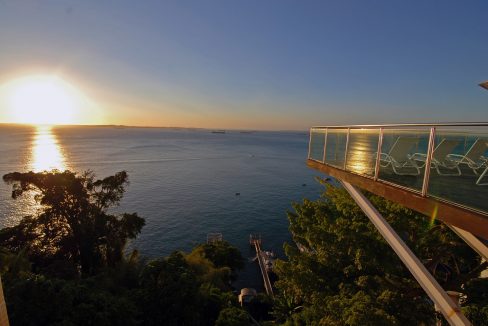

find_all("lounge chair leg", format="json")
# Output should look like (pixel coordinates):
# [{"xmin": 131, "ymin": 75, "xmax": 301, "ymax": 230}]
[
  {"xmin": 435, "ymin": 165, "xmax": 461, "ymax": 176},
  {"xmin": 392, "ymin": 165, "xmax": 420, "ymax": 176},
  {"xmin": 476, "ymin": 168, "xmax": 488, "ymax": 185}
]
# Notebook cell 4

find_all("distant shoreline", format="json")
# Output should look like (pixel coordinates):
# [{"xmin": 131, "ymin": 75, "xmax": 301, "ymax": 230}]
[{"xmin": 0, "ymin": 122, "xmax": 309, "ymax": 133}]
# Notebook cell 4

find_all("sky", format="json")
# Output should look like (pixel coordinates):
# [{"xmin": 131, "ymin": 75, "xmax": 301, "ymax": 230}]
[{"xmin": 0, "ymin": 0, "xmax": 487, "ymax": 130}]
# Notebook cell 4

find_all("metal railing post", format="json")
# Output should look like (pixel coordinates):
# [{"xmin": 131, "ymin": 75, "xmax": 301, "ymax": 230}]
[
  {"xmin": 322, "ymin": 128, "xmax": 328, "ymax": 163},
  {"xmin": 307, "ymin": 128, "xmax": 313, "ymax": 159},
  {"xmin": 344, "ymin": 128, "xmax": 350, "ymax": 170},
  {"xmin": 422, "ymin": 127, "xmax": 436, "ymax": 197},
  {"xmin": 374, "ymin": 128, "xmax": 384, "ymax": 181}
]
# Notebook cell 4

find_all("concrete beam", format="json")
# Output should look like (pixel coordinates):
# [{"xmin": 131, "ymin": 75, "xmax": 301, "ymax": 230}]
[{"xmin": 341, "ymin": 181, "xmax": 470, "ymax": 326}]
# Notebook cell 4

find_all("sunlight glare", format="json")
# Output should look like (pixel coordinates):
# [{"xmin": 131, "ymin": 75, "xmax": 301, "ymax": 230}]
[
  {"xmin": 31, "ymin": 125, "xmax": 67, "ymax": 172},
  {"xmin": 5, "ymin": 75, "xmax": 82, "ymax": 125}
]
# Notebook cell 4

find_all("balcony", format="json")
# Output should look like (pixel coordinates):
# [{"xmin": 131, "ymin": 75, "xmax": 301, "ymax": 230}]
[{"xmin": 307, "ymin": 123, "xmax": 488, "ymax": 239}]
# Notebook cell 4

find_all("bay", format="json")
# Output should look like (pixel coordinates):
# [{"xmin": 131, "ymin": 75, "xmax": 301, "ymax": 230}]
[{"xmin": 0, "ymin": 125, "xmax": 323, "ymax": 289}]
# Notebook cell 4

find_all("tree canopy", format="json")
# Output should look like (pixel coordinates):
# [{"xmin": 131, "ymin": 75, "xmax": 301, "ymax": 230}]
[
  {"xmin": 0, "ymin": 170, "xmax": 253, "ymax": 325},
  {"xmin": 274, "ymin": 181, "xmax": 488, "ymax": 325},
  {"xmin": 215, "ymin": 307, "xmax": 250, "ymax": 326},
  {"xmin": 1, "ymin": 170, "xmax": 145, "ymax": 276},
  {"xmin": 4, "ymin": 170, "xmax": 485, "ymax": 324},
  {"xmin": 190, "ymin": 240, "xmax": 245, "ymax": 281},
  {"xmin": 2, "ymin": 247, "xmax": 247, "ymax": 326}
]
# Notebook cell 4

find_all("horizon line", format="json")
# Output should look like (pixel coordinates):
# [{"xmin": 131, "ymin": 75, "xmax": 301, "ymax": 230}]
[{"xmin": 0, "ymin": 122, "xmax": 309, "ymax": 133}]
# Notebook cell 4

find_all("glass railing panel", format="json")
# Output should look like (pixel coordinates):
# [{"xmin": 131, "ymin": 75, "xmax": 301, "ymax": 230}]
[
  {"xmin": 427, "ymin": 127, "xmax": 488, "ymax": 212},
  {"xmin": 324, "ymin": 129, "xmax": 348, "ymax": 168},
  {"xmin": 378, "ymin": 128, "xmax": 430, "ymax": 191},
  {"xmin": 309, "ymin": 128, "xmax": 326, "ymax": 162},
  {"xmin": 345, "ymin": 129, "xmax": 380, "ymax": 177}
]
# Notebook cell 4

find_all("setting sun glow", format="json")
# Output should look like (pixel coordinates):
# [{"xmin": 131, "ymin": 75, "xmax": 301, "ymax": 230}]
[{"xmin": 4, "ymin": 75, "xmax": 83, "ymax": 125}]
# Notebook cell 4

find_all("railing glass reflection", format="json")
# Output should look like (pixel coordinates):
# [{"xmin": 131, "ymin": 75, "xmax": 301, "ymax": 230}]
[
  {"xmin": 378, "ymin": 129, "xmax": 429, "ymax": 192},
  {"xmin": 425, "ymin": 128, "xmax": 488, "ymax": 212},
  {"xmin": 308, "ymin": 124, "xmax": 488, "ymax": 214},
  {"xmin": 309, "ymin": 129, "xmax": 326, "ymax": 162},
  {"xmin": 324, "ymin": 129, "xmax": 348, "ymax": 168},
  {"xmin": 345, "ymin": 129, "xmax": 379, "ymax": 177}
]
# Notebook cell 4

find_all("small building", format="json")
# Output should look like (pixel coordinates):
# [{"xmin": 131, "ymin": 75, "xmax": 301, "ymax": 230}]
[{"xmin": 238, "ymin": 288, "xmax": 257, "ymax": 306}]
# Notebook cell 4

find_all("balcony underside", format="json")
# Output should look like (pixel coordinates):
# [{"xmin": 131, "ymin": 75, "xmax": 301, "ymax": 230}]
[{"xmin": 307, "ymin": 159, "xmax": 488, "ymax": 240}]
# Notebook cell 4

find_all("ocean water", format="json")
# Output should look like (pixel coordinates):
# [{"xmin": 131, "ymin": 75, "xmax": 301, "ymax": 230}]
[{"xmin": 0, "ymin": 125, "xmax": 323, "ymax": 289}]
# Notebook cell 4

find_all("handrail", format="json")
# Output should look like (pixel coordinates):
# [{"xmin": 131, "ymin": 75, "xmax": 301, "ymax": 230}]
[
  {"xmin": 307, "ymin": 123, "xmax": 488, "ymax": 216},
  {"xmin": 311, "ymin": 122, "xmax": 488, "ymax": 129}
]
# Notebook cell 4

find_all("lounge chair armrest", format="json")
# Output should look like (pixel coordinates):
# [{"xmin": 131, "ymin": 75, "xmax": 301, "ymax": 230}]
[
  {"xmin": 447, "ymin": 154, "xmax": 464, "ymax": 159},
  {"xmin": 408, "ymin": 153, "xmax": 427, "ymax": 161},
  {"xmin": 447, "ymin": 154, "xmax": 470, "ymax": 163},
  {"xmin": 479, "ymin": 156, "xmax": 488, "ymax": 169}
]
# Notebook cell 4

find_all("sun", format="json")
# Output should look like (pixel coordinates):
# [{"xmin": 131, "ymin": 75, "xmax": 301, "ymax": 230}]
[{"xmin": 4, "ymin": 75, "xmax": 82, "ymax": 125}]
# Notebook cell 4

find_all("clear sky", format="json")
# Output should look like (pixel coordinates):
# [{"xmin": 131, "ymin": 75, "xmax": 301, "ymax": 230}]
[{"xmin": 0, "ymin": 0, "xmax": 487, "ymax": 130}]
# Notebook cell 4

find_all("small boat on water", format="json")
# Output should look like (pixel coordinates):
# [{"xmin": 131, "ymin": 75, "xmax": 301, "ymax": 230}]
[{"xmin": 211, "ymin": 130, "xmax": 226, "ymax": 134}]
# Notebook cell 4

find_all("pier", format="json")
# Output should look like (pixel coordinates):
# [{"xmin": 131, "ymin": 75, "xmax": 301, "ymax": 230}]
[{"xmin": 249, "ymin": 234, "xmax": 274, "ymax": 298}]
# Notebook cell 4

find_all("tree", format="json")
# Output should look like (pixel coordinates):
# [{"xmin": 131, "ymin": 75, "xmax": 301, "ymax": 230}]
[
  {"xmin": 248, "ymin": 293, "xmax": 273, "ymax": 322},
  {"xmin": 185, "ymin": 249, "xmax": 232, "ymax": 290},
  {"xmin": 4, "ymin": 274, "xmax": 139, "ymax": 326},
  {"xmin": 136, "ymin": 251, "xmax": 202, "ymax": 325},
  {"xmin": 460, "ymin": 278, "xmax": 488, "ymax": 326},
  {"xmin": 215, "ymin": 307, "xmax": 250, "ymax": 326},
  {"xmin": 2, "ymin": 243, "xmax": 244, "ymax": 326},
  {"xmin": 189, "ymin": 241, "xmax": 245, "ymax": 282},
  {"xmin": 1, "ymin": 170, "xmax": 247, "ymax": 325},
  {"xmin": 274, "ymin": 182, "xmax": 486, "ymax": 325},
  {"xmin": 192, "ymin": 241, "xmax": 245, "ymax": 272},
  {"xmin": 1, "ymin": 170, "xmax": 145, "ymax": 276}
]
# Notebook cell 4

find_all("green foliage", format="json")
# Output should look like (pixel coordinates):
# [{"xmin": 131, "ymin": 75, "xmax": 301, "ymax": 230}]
[
  {"xmin": 462, "ymin": 305, "xmax": 488, "ymax": 326},
  {"xmin": 0, "ymin": 247, "xmax": 31, "ymax": 279},
  {"xmin": 136, "ymin": 252, "xmax": 202, "ymax": 325},
  {"xmin": 1, "ymin": 170, "xmax": 245, "ymax": 325},
  {"xmin": 215, "ymin": 307, "xmax": 250, "ymax": 326},
  {"xmin": 248, "ymin": 293, "xmax": 274, "ymax": 322},
  {"xmin": 5, "ymin": 274, "xmax": 138, "ymax": 326},
  {"xmin": 274, "ymin": 182, "xmax": 486, "ymax": 325},
  {"xmin": 199, "ymin": 283, "xmax": 237, "ymax": 325},
  {"xmin": 192, "ymin": 241, "xmax": 245, "ymax": 274},
  {"xmin": 1, "ymin": 170, "xmax": 145, "ymax": 276},
  {"xmin": 185, "ymin": 249, "xmax": 232, "ymax": 290},
  {"xmin": 3, "ymin": 245, "xmax": 243, "ymax": 326},
  {"xmin": 461, "ymin": 278, "xmax": 488, "ymax": 326}
]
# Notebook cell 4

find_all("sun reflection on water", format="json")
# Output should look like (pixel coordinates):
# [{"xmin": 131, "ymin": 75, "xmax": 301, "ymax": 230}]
[
  {"xmin": 30, "ymin": 125, "xmax": 67, "ymax": 172},
  {"xmin": 345, "ymin": 132, "xmax": 378, "ymax": 176}
]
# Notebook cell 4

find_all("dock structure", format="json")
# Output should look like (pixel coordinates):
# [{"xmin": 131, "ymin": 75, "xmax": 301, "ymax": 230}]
[
  {"xmin": 206, "ymin": 233, "xmax": 223, "ymax": 244},
  {"xmin": 249, "ymin": 234, "xmax": 274, "ymax": 298}
]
